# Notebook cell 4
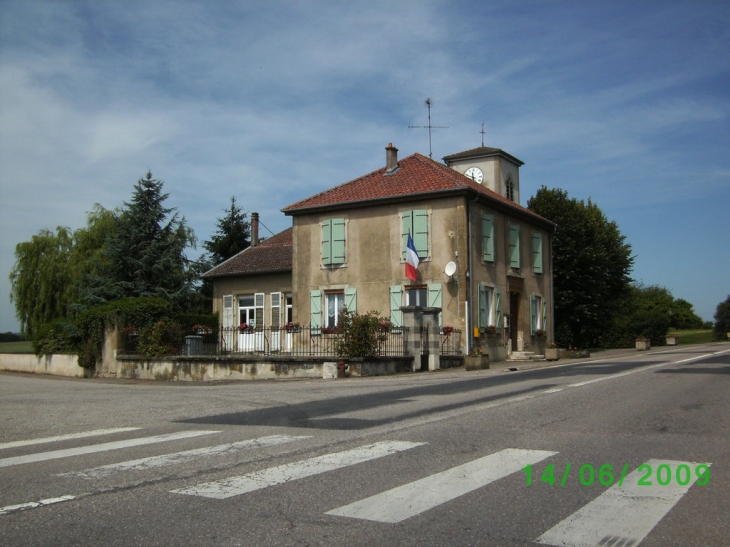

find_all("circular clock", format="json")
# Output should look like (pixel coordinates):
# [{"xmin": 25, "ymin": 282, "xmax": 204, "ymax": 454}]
[{"xmin": 465, "ymin": 167, "xmax": 483, "ymax": 183}]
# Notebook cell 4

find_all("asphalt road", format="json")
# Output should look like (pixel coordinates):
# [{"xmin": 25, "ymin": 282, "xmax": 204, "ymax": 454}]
[{"xmin": 1, "ymin": 343, "xmax": 728, "ymax": 547}]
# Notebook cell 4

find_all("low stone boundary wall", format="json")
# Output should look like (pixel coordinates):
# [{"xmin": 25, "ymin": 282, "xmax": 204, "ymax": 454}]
[
  {"xmin": 0, "ymin": 353, "xmax": 86, "ymax": 378},
  {"xmin": 114, "ymin": 355, "xmax": 415, "ymax": 381}
]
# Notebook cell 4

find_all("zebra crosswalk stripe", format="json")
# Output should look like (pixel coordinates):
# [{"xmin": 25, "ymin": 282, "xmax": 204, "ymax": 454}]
[
  {"xmin": 57, "ymin": 434, "xmax": 312, "ymax": 479},
  {"xmin": 325, "ymin": 448, "xmax": 557, "ymax": 523},
  {"xmin": 0, "ymin": 430, "xmax": 220, "ymax": 468},
  {"xmin": 0, "ymin": 428, "xmax": 142, "ymax": 450},
  {"xmin": 536, "ymin": 459, "xmax": 711, "ymax": 547},
  {"xmin": 171, "ymin": 440, "xmax": 426, "ymax": 500}
]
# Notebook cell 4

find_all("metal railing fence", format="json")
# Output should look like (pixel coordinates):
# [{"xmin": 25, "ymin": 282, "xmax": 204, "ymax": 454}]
[{"xmin": 119, "ymin": 326, "xmax": 462, "ymax": 358}]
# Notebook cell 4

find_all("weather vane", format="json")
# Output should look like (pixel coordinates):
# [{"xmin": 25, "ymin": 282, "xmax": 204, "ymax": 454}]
[
  {"xmin": 480, "ymin": 121, "xmax": 486, "ymax": 147},
  {"xmin": 408, "ymin": 98, "xmax": 448, "ymax": 158}
]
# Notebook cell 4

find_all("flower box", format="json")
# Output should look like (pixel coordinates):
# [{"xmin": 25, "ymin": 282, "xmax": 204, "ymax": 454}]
[
  {"xmin": 545, "ymin": 348, "xmax": 560, "ymax": 361},
  {"xmin": 665, "ymin": 335, "xmax": 678, "ymax": 346},
  {"xmin": 465, "ymin": 355, "xmax": 490, "ymax": 370},
  {"xmin": 636, "ymin": 339, "xmax": 651, "ymax": 351}
]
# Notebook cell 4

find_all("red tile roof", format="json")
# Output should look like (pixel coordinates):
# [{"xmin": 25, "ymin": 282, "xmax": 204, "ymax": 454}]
[
  {"xmin": 202, "ymin": 227, "xmax": 293, "ymax": 278},
  {"xmin": 281, "ymin": 152, "xmax": 550, "ymax": 226}
]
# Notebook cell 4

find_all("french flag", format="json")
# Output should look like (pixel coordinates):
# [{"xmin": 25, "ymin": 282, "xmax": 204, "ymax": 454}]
[{"xmin": 405, "ymin": 233, "xmax": 420, "ymax": 281}]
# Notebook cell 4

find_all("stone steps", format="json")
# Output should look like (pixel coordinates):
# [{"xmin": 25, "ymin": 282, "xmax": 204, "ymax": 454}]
[{"xmin": 507, "ymin": 351, "xmax": 545, "ymax": 361}]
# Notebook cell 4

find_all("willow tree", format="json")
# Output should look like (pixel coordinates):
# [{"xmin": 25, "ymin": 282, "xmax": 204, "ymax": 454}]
[
  {"xmin": 9, "ymin": 227, "xmax": 75, "ymax": 337},
  {"xmin": 9, "ymin": 205, "xmax": 118, "ymax": 336}
]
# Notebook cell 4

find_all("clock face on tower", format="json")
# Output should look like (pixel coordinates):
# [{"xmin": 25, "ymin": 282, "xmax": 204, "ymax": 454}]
[{"xmin": 465, "ymin": 167, "xmax": 483, "ymax": 184}]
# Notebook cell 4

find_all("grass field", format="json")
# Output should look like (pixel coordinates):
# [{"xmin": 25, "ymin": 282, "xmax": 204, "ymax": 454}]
[
  {"xmin": 667, "ymin": 329, "xmax": 716, "ymax": 345},
  {"xmin": 0, "ymin": 341, "xmax": 34, "ymax": 353}
]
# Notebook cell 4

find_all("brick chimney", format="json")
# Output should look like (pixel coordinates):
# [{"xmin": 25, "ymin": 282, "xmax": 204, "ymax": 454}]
[
  {"xmin": 251, "ymin": 212, "xmax": 259, "ymax": 247},
  {"xmin": 385, "ymin": 143, "xmax": 399, "ymax": 174}
]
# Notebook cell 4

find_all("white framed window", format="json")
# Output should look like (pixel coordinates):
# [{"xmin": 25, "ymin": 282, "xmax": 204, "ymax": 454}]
[
  {"xmin": 406, "ymin": 286, "xmax": 427, "ymax": 306},
  {"xmin": 286, "ymin": 292, "xmax": 293, "ymax": 324},
  {"xmin": 238, "ymin": 293, "xmax": 264, "ymax": 328}
]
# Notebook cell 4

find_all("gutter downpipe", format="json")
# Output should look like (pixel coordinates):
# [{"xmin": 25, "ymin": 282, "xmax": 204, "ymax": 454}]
[{"xmin": 466, "ymin": 192, "xmax": 479, "ymax": 356}]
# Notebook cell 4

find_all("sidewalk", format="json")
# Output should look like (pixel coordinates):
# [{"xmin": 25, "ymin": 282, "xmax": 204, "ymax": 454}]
[{"xmin": 449, "ymin": 344, "xmax": 704, "ymax": 377}]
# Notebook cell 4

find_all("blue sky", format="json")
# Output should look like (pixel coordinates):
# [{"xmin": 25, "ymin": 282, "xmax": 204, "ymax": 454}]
[{"xmin": 1, "ymin": 0, "xmax": 728, "ymax": 332}]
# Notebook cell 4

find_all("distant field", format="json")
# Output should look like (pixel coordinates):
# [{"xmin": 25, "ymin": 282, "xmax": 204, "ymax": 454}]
[
  {"xmin": 668, "ymin": 329, "xmax": 715, "ymax": 345},
  {"xmin": 0, "ymin": 341, "xmax": 34, "ymax": 353}
]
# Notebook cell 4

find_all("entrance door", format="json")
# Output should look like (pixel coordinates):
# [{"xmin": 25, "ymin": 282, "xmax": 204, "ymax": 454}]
[{"xmin": 509, "ymin": 292, "xmax": 520, "ymax": 351}]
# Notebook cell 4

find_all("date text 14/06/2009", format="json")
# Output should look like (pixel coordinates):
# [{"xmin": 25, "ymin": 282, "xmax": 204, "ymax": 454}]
[{"xmin": 523, "ymin": 463, "xmax": 710, "ymax": 487}]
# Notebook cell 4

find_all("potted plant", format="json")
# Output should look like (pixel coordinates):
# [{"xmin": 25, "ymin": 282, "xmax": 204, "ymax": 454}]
[
  {"xmin": 465, "ymin": 346, "xmax": 489, "ymax": 370},
  {"xmin": 545, "ymin": 341, "xmax": 560, "ymax": 361},
  {"xmin": 239, "ymin": 322, "xmax": 254, "ymax": 332},
  {"xmin": 284, "ymin": 321, "xmax": 301, "ymax": 333},
  {"xmin": 635, "ymin": 337, "xmax": 651, "ymax": 351}
]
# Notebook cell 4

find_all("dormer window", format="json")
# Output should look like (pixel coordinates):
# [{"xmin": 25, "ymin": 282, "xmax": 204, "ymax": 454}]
[{"xmin": 506, "ymin": 175, "xmax": 515, "ymax": 201}]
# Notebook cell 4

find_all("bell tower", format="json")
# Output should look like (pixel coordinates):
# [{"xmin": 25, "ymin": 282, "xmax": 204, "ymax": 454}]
[{"xmin": 443, "ymin": 146, "xmax": 524, "ymax": 204}]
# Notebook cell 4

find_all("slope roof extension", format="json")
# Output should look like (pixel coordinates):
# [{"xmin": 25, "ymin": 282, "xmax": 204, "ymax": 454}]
[{"xmin": 202, "ymin": 227, "xmax": 293, "ymax": 279}]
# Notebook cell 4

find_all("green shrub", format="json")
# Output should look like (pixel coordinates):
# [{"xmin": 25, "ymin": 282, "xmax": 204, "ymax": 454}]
[
  {"xmin": 75, "ymin": 297, "xmax": 173, "ymax": 368},
  {"xmin": 33, "ymin": 319, "xmax": 81, "ymax": 355},
  {"xmin": 138, "ymin": 320, "xmax": 183, "ymax": 358},
  {"xmin": 334, "ymin": 310, "xmax": 388, "ymax": 358}
]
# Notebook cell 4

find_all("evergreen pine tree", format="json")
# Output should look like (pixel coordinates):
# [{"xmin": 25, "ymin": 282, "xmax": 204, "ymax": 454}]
[
  {"xmin": 83, "ymin": 172, "xmax": 196, "ymax": 309},
  {"xmin": 203, "ymin": 196, "xmax": 250, "ymax": 265}
]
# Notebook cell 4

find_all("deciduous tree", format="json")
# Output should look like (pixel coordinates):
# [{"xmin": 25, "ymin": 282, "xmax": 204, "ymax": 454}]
[{"xmin": 527, "ymin": 187, "xmax": 634, "ymax": 348}]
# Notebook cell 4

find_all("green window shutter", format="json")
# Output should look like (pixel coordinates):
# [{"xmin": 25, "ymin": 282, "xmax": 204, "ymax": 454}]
[
  {"xmin": 428, "ymin": 283, "xmax": 443, "ymax": 327},
  {"xmin": 401, "ymin": 211, "xmax": 412, "ymax": 260},
  {"xmin": 345, "ymin": 287, "xmax": 357, "ymax": 313},
  {"xmin": 481, "ymin": 214, "xmax": 495, "ymax": 262},
  {"xmin": 532, "ymin": 232, "xmax": 543, "ymax": 274},
  {"xmin": 542, "ymin": 299, "xmax": 547, "ymax": 333},
  {"xmin": 321, "ymin": 220, "xmax": 332, "ymax": 265},
  {"xmin": 331, "ymin": 218, "xmax": 346, "ymax": 264},
  {"xmin": 413, "ymin": 210, "xmax": 429, "ymax": 258},
  {"xmin": 530, "ymin": 294, "xmax": 538, "ymax": 335},
  {"xmin": 509, "ymin": 224, "xmax": 521, "ymax": 268},
  {"xmin": 401, "ymin": 210, "xmax": 429, "ymax": 259},
  {"xmin": 478, "ymin": 285, "xmax": 487, "ymax": 329},
  {"xmin": 495, "ymin": 288, "xmax": 502, "ymax": 331},
  {"xmin": 390, "ymin": 285, "xmax": 403, "ymax": 327},
  {"xmin": 310, "ymin": 289, "xmax": 322, "ymax": 331}
]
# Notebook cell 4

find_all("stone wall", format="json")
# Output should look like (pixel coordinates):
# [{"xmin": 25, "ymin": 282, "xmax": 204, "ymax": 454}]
[{"xmin": 0, "ymin": 353, "xmax": 86, "ymax": 378}]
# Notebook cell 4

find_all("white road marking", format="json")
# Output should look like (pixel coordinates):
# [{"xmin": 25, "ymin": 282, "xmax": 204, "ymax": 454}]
[
  {"xmin": 0, "ymin": 495, "xmax": 78, "ymax": 516},
  {"xmin": 0, "ymin": 430, "xmax": 219, "ymax": 468},
  {"xmin": 536, "ymin": 458, "xmax": 711, "ymax": 547},
  {"xmin": 0, "ymin": 428, "xmax": 142, "ymax": 450},
  {"xmin": 172, "ymin": 440, "xmax": 426, "ymax": 500},
  {"xmin": 326, "ymin": 448, "xmax": 557, "ymax": 523},
  {"xmin": 58, "ymin": 434, "xmax": 312, "ymax": 479}
]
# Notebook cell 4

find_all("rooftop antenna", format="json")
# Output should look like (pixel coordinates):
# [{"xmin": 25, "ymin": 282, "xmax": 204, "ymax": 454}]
[
  {"xmin": 408, "ymin": 98, "xmax": 448, "ymax": 158},
  {"xmin": 480, "ymin": 121, "xmax": 486, "ymax": 147}
]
